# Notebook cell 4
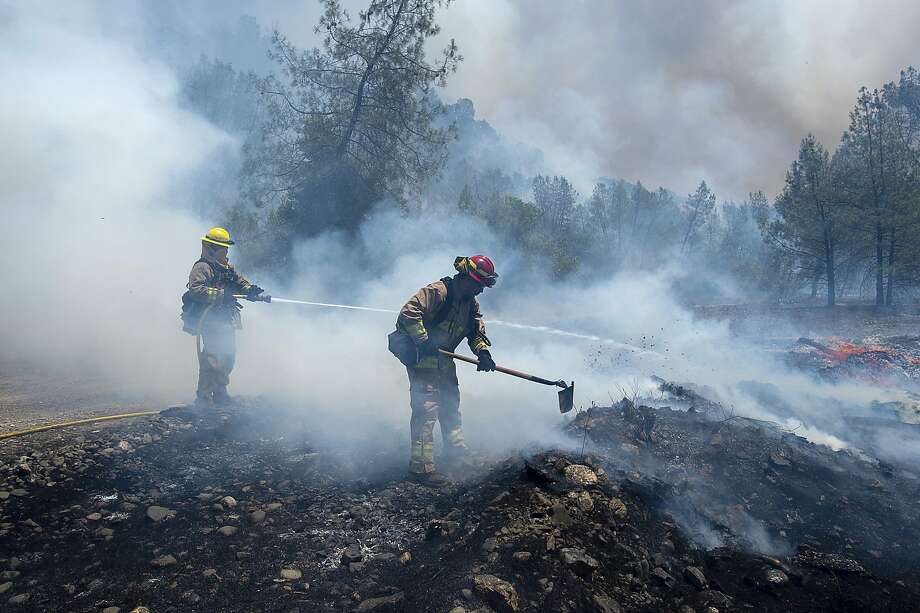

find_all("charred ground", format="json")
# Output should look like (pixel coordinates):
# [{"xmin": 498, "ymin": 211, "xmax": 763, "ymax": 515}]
[{"xmin": 1, "ymin": 384, "xmax": 918, "ymax": 612}]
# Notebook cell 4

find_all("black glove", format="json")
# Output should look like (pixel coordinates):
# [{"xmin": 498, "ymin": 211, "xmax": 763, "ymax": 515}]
[
  {"xmin": 418, "ymin": 337, "xmax": 441, "ymax": 358},
  {"xmin": 246, "ymin": 284, "xmax": 264, "ymax": 297},
  {"xmin": 477, "ymin": 350, "xmax": 496, "ymax": 372}
]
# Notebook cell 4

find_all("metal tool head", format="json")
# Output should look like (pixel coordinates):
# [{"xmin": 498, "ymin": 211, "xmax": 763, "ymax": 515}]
[{"xmin": 558, "ymin": 381, "xmax": 575, "ymax": 414}]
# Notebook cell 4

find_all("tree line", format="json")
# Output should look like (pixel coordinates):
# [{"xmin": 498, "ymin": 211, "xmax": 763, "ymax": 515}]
[
  {"xmin": 179, "ymin": 1, "xmax": 920, "ymax": 306},
  {"xmin": 765, "ymin": 71, "xmax": 920, "ymax": 306}
]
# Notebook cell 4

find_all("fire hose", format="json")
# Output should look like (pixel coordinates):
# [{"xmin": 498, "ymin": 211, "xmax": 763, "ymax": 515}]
[
  {"xmin": 0, "ymin": 292, "xmax": 610, "ymax": 441},
  {"xmin": 0, "ymin": 411, "xmax": 161, "ymax": 441}
]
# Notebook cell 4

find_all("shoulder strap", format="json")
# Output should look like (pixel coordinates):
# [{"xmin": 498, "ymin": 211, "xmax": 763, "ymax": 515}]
[
  {"xmin": 431, "ymin": 277, "xmax": 455, "ymax": 327},
  {"xmin": 195, "ymin": 258, "xmax": 216, "ymax": 275}
]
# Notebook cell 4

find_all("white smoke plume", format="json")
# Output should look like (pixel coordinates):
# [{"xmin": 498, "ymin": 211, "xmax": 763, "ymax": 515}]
[
  {"xmin": 1, "ymin": 1, "xmax": 917, "ymax": 470},
  {"xmin": 0, "ymin": 3, "xmax": 232, "ymax": 400}
]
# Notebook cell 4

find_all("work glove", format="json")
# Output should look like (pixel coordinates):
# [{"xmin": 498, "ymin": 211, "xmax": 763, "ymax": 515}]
[
  {"xmin": 418, "ymin": 337, "xmax": 441, "ymax": 358},
  {"xmin": 246, "ymin": 284, "xmax": 265, "ymax": 298},
  {"xmin": 477, "ymin": 350, "xmax": 496, "ymax": 372},
  {"xmin": 222, "ymin": 290, "xmax": 241, "ymax": 308}
]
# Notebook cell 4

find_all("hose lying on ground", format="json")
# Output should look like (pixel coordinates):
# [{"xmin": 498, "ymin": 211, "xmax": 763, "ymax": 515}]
[
  {"xmin": 0, "ymin": 411, "xmax": 161, "ymax": 441},
  {"xmin": 3, "ymin": 303, "xmax": 217, "ymax": 442}
]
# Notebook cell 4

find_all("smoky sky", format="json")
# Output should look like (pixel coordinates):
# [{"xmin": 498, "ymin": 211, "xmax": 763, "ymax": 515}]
[
  {"xmin": 42, "ymin": 1, "xmax": 919, "ymax": 201},
  {"xmin": 429, "ymin": 0, "xmax": 920, "ymax": 200}
]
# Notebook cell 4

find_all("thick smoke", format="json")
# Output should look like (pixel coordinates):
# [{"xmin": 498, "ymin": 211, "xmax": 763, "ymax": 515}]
[
  {"xmin": 2, "ymin": 1, "xmax": 918, "ymax": 473},
  {"xmin": 0, "ymin": 3, "xmax": 234, "ymax": 399},
  {"xmin": 431, "ymin": 0, "xmax": 920, "ymax": 198}
]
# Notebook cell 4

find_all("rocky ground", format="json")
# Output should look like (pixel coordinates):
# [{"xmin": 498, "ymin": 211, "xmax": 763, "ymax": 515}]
[{"xmin": 2, "ymin": 385, "xmax": 919, "ymax": 612}]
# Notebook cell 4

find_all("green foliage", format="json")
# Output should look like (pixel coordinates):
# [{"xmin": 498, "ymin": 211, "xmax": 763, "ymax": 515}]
[
  {"xmin": 768, "ymin": 135, "xmax": 839, "ymax": 304},
  {"xmin": 251, "ymin": 0, "xmax": 460, "ymax": 243},
  {"xmin": 178, "ymin": 4, "xmax": 920, "ymax": 304}
]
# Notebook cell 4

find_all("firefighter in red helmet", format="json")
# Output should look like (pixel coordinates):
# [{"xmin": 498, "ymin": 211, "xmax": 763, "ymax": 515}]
[{"xmin": 390, "ymin": 256, "xmax": 499, "ymax": 487}]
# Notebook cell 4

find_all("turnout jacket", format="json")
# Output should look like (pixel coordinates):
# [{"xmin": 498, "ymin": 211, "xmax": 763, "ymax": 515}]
[
  {"xmin": 187, "ymin": 257, "xmax": 253, "ymax": 330},
  {"xmin": 398, "ymin": 278, "xmax": 490, "ymax": 369}
]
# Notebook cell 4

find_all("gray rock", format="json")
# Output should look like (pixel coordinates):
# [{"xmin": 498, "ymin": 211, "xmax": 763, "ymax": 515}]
[
  {"xmin": 765, "ymin": 568, "xmax": 789, "ymax": 587},
  {"xmin": 150, "ymin": 554, "xmax": 177, "ymax": 567},
  {"xmin": 448, "ymin": 608, "xmax": 466, "ymax": 613},
  {"xmin": 512, "ymin": 551, "xmax": 532, "ymax": 563},
  {"xmin": 699, "ymin": 590, "xmax": 733, "ymax": 608},
  {"xmin": 8, "ymin": 593, "xmax": 30, "ymax": 604},
  {"xmin": 280, "ymin": 569, "xmax": 302, "ymax": 581},
  {"xmin": 10, "ymin": 489, "xmax": 27, "ymax": 497},
  {"xmin": 461, "ymin": 588, "xmax": 474, "ymax": 601},
  {"xmin": 353, "ymin": 592, "xmax": 404, "ymax": 612},
  {"xmin": 593, "ymin": 594, "xmax": 622, "ymax": 613},
  {"xmin": 250, "ymin": 510, "xmax": 267, "ymax": 524},
  {"xmin": 473, "ymin": 574, "xmax": 518, "ymax": 612},
  {"xmin": 652, "ymin": 567, "xmax": 676, "ymax": 588},
  {"xmin": 608, "ymin": 498, "xmax": 627, "ymax": 520},
  {"xmin": 341, "ymin": 544, "xmax": 363, "ymax": 565},
  {"xmin": 551, "ymin": 503, "xmax": 572, "ymax": 527},
  {"xmin": 769, "ymin": 451, "xmax": 791, "ymax": 467},
  {"xmin": 102, "ymin": 607, "xmax": 121, "ymax": 613},
  {"xmin": 220, "ymin": 496, "xmax": 237, "ymax": 508},
  {"xmin": 145, "ymin": 506, "xmax": 175, "ymax": 522},
  {"xmin": 482, "ymin": 538, "xmax": 499, "ymax": 553},
  {"xmin": 0, "ymin": 582, "xmax": 11, "ymax": 595},
  {"xmin": 684, "ymin": 566, "xmax": 708, "ymax": 590},
  {"xmin": 559, "ymin": 548, "xmax": 599, "ymax": 579},
  {"xmin": 568, "ymin": 491, "xmax": 594, "ymax": 512},
  {"xmin": 563, "ymin": 464, "xmax": 598, "ymax": 485},
  {"xmin": 0, "ymin": 491, "xmax": 9, "ymax": 500},
  {"xmin": 86, "ymin": 512, "xmax": 102, "ymax": 521},
  {"xmin": 218, "ymin": 526, "xmax": 238, "ymax": 537}
]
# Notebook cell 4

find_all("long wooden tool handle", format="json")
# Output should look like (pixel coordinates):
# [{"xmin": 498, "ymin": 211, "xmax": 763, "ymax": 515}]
[{"xmin": 439, "ymin": 350, "xmax": 563, "ymax": 388}]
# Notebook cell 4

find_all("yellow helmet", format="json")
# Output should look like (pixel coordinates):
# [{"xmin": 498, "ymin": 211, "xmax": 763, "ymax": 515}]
[{"xmin": 202, "ymin": 227, "xmax": 234, "ymax": 247}]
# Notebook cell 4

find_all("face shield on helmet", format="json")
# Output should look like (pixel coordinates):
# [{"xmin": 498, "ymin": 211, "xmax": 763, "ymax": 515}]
[{"xmin": 455, "ymin": 255, "xmax": 498, "ymax": 287}]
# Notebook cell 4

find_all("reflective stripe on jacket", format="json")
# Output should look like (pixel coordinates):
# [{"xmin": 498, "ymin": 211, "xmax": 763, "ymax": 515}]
[
  {"xmin": 187, "ymin": 259, "xmax": 252, "ymax": 330},
  {"xmin": 397, "ymin": 279, "xmax": 489, "ymax": 368}
]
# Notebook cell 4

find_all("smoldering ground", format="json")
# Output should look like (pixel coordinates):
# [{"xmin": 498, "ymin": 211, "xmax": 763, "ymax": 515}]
[
  {"xmin": 0, "ymin": 7, "xmax": 913, "ymax": 459},
  {"xmin": 3, "ymin": 4, "xmax": 920, "ymax": 572}
]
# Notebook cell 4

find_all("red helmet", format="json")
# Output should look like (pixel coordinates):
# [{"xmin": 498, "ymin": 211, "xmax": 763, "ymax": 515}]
[{"xmin": 456, "ymin": 255, "xmax": 498, "ymax": 287}]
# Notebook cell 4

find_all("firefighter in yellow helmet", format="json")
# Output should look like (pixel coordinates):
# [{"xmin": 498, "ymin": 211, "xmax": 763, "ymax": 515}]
[
  {"xmin": 390, "ymin": 256, "xmax": 499, "ymax": 487},
  {"xmin": 181, "ymin": 228, "xmax": 267, "ymax": 406}
]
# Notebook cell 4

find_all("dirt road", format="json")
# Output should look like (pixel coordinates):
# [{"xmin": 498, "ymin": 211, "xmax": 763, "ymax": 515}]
[{"xmin": 0, "ymin": 360, "xmax": 161, "ymax": 434}]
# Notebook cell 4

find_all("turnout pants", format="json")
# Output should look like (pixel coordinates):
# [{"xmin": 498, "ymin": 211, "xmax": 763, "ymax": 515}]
[
  {"xmin": 407, "ymin": 364, "xmax": 467, "ymax": 474},
  {"xmin": 197, "ymin": 326, "xmax": 236, "ymax": 403}
]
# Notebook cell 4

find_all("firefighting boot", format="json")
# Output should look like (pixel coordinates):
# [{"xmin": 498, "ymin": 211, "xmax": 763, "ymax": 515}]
[
  {"xmin": 441, "ymin": 447, "xmax": 473, "ymax": 477},
  {"xmin": 407, "ymin": 471, "xmax": 450, "ymax": 488},
  {"xmin": 212, "ymin": 386, "xmax": 234, "ymax": 407},
  {"xmin": 193, "ymin": 390, "xmax": 213, "ymax": 408}
]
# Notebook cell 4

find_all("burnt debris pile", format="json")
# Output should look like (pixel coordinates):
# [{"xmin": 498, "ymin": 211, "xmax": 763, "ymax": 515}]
[
  {"xmin": 786, "ymin": 335, "xmax": 920, "ymax": 388},
  {"xmin": 1, "ymin": 395, "xmax": 919, "ymax": 612}
]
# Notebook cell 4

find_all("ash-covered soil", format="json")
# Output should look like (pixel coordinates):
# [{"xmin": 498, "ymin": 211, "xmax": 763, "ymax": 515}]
[{"xmin": 2, "ymin": 392, "xmax": 919, "ymax": 613}]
